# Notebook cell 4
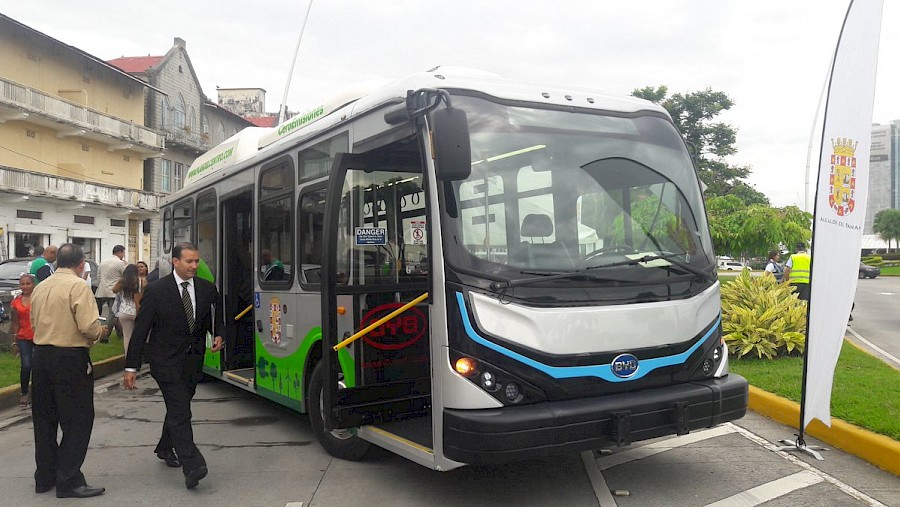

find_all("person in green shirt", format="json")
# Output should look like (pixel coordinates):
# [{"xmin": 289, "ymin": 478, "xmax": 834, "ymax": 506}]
[{"xmin": 29, "ymin": 245, "xmax": 58, "ymax": 284}]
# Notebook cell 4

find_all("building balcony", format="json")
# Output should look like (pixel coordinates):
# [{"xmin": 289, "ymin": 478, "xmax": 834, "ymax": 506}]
[
  {"xmin": 0, "ymin": 76, "xmax": 165, "ymax": 154},
  {"xmin": 0, "ymin": 165, "xmax": 159, "ymax": 214},
  {"xmin": 163, "ymin": 125, "xmax": 211, "ymax": 153}
]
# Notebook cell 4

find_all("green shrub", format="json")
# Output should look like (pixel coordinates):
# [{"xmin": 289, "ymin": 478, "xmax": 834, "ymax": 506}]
[
  {"xmin": 720, "ymin": 270, "xmax": 807, "ymax": 359},
  {"xmin": 861, "ymin": 255, "xmax": 883, "ymax": 267}
]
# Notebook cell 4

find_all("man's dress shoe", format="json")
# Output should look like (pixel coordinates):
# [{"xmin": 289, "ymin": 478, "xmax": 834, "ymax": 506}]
[
  {"xmin": 157, "ymin": 449, "xmax": 181, "ymax": 467},
  {"xmin": 184, "ymin": 465, "xmax": 208, "ymax": 489},
  {"xmin": 35, "ymin": 483, "xmax": 53, "ymax": 494},
  {"xmin": 56, "ymin": 485, "xmax": 105, "ymax": 498}
]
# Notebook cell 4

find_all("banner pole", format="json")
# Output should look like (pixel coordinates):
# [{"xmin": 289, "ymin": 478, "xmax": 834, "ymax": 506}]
[{"xmin": 773, "ymin": 0, "xmax": 867, "ymax": 462}]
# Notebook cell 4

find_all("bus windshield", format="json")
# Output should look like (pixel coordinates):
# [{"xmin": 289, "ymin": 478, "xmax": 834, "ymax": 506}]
[{"xmin": 441, "ymin": 95, "xmax": 714, "ymax": 297}]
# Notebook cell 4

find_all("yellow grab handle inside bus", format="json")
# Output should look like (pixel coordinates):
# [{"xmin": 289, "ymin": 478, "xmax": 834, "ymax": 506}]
[
  {"xmin": 332, "ymin": 292, "xmax": 429, "ymax": 352},
  {"xmin": 234, "ymin": 304, "xmax": 253, "ymax": 321}
]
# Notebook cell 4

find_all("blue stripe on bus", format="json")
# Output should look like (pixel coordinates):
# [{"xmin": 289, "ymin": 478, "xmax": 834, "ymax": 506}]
[{"xmin": 455, "ymin": 292, "xmax": 720, "ymax": 382}]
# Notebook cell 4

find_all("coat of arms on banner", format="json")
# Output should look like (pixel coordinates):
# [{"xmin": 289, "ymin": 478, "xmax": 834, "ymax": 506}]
[{"xmin": 828, "ymin": 138, "xmax": 857, "ymax": 217}]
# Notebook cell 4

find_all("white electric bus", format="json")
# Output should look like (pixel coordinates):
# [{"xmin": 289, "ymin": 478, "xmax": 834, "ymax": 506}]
[{"xmin": 158, "ymin": 67, "xmax": 747, "ymax": 471}]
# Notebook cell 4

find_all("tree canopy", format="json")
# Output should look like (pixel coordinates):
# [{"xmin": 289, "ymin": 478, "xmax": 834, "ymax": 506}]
[
  {"xmin": 706, "ymin": 195, "xmax": 811, "ymax": 258},
  {"xmin": 873, "ymin": 208, "xmax": 900, "ymax": 251},
  {"xmin": 631, "ymin": 85, "xmax": 769, "ymax": 206}
]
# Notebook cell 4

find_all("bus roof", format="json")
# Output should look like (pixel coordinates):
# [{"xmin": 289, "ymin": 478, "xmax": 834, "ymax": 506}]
[{"xmin": 182, "ymin": 67, "xmax": 668, "ymax": 191}]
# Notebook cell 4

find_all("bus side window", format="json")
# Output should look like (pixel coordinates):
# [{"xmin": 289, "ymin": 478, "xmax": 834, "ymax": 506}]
[
  {"xmin": 299, "ymin": 186, "xmax": 327, "ymax": 286},
  {"xmin": 258, "ymin": 159, "xmax": 294, "ymax": 286}
]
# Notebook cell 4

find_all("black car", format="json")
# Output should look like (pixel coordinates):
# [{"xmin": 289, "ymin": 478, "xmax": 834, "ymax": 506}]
[{"xmin": 859, "ymin": 262, "xmax": 881, "ymax": 279}]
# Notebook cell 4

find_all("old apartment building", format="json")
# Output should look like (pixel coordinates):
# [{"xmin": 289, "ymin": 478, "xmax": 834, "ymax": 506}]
[
  {"xmin": 108, "ymin": 38, "xmax": 252, "ymax": 261},
  {"xmin": 0, "ymin": 14, "xmax": 163, "ymax": 263}
]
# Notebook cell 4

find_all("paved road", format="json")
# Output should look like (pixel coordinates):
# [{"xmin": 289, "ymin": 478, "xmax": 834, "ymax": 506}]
[
  {"xmin": 0, "ymin": 374, "xmax": 896, "ymax": 506},
  {"xmin": 849, "ymin": 276, "xmax": 900, "ymax": 369}
]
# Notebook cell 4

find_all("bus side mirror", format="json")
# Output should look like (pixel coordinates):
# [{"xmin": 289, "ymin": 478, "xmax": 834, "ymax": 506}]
[{"xmin": 432, "ymin": 107, "xmax": 471, "ymax": 181}]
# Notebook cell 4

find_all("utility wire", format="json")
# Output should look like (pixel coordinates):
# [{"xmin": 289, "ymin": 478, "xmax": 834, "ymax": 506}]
[{"xmin": 0, "ymin": 144, "xmax": 135, "ymax": 188}]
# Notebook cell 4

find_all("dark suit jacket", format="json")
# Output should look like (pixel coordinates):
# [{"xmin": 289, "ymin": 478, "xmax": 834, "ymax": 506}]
[{"xmin": 126, "ymin": 274, "xmax": 224, "ymax": 383}]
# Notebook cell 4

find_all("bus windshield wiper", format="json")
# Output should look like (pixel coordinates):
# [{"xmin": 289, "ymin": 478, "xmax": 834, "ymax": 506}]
[
  {"xmin": 489, "ymin": 269, "xmax": 633, "ymax": 291},
  {"xmin": 639, "ymin": 252, "xmax": 717, "ymax": 284},
  {"xmin": 489, "ymin": 252, "xmax": 715, "ymax": 291}
]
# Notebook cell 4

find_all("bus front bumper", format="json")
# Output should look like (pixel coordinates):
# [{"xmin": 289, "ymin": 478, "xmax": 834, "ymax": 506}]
[{"xmin": 443, "ymin": 374, "xmax": 748, "ymax": 464}]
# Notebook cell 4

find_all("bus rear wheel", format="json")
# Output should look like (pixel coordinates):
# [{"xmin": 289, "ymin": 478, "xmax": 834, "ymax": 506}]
[{"xmin": 308, "ymin": 362, "xmax": 371, "ymax": 461}]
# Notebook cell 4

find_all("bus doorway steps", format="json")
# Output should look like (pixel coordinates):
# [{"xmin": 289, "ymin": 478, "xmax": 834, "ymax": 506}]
[
  {"xmin": 223, "ymin": 368, "xmax": 255, "ymax": 388},
  {"xmin": 372, "ymin": 412, "xmax": 433, "ymax": 450}
]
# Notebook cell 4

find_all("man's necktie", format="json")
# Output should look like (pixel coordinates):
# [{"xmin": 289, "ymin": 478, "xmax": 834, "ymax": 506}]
[{"xmin": 181, "ymin": 281, "xmax": 195, "ymax": 333}]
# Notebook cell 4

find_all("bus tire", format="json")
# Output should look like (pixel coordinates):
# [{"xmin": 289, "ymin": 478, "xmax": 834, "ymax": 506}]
[{"xmin": 308, "ymin": 362, "xmax": 371, "ymax": 461}]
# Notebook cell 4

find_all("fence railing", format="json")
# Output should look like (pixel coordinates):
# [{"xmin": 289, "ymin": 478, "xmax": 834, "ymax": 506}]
[{"xmin": 0, "ymin": 166, "xmax": 159, "ymax": 211}]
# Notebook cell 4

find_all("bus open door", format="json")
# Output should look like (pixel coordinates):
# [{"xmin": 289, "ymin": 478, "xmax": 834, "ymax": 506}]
[{"xmin": 318, "ymin": 151, "xmax": 435, "ymax": 465}]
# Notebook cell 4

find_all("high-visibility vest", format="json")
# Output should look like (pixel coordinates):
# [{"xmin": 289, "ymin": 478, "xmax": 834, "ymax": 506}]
[{"xmin": 789, "ymin": 252, "xmax": 811, "ymax": 284}]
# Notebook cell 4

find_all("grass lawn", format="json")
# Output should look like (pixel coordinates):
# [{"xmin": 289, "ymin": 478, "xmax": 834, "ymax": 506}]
[
  {"xmin": 731, "ymin": 340, "xmax": 900, "ymax": 440},
  {"xmin": 878, "ymin": 266, "xmax": 900, "ymax": 276},
  {"xmin": 0, "ymin": 332, "xmax": 126, "ymax": 390}
]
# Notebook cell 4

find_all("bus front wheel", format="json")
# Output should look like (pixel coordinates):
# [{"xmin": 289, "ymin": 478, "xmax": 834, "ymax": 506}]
[{"xmin": 308, "ymin": 362, "xmax": 371, "ymax": 461}]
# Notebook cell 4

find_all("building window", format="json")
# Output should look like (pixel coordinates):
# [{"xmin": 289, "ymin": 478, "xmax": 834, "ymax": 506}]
[
  {"xmin": 216, "ymin": 122, "xmax": 226, "ymax": 144},
  {"xmin": 161, "ymin": 159, "xmax": 172, "ymax": 193},
  {"xmin": 74, "ymin": 215, "xmax": 95, "ymax": 225},
  {"xmin": 12, "ymin": 233, "xmax": 47, "ymax": 258},
  {"xmin": 161, "ymin": 97, "xmax": 170, "ymax": 127},
  {"xmin": 110, "ymin": 219, "xmax": 126, "ymax": 227},
  {"xmin": 201, "ymin": 115, "xmax": 209, "ymax": 136},
  {"xmin": 174, "ymin": 162, "xmax": 184, "ymax": 191},
  {"xmin": 174, "ymin": 93, "xmax": 186, "ymax": 128},
  {"xmin": 188, "ymin": 106, "xmax": 196, "ymax": 133},
  {"xmin": 17, "ymin": 209, "xmax": 42, "ymax": 219}
]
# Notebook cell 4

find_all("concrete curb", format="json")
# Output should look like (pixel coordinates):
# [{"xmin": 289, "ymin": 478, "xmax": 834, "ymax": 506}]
[
  {"xmin": 749, "ymin": 385, "xmax": 900, "ymax": 476},
  {"xmin": 0, "ymin": 354, "xmax": 125, "ymax": 412}
]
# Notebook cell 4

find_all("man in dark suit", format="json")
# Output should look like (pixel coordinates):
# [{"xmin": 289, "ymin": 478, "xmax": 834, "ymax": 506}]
[{"xmin": 123, "ymin": 242, "xmax": 224, "ymax": 489}]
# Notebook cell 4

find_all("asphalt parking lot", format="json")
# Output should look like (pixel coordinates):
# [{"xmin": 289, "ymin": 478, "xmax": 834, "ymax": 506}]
[{"xmin": 0, "ymin": 373, "xmax": 896, "ymax": 507}]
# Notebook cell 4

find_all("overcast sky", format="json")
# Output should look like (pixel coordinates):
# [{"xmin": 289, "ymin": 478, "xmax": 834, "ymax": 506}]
[{"xmin": 3, "ymin": 1, "xmax": 897, "ymax": 209}]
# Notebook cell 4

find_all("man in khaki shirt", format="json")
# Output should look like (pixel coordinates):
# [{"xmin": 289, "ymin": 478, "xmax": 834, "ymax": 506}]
[{"xmin": 29, "ymin": 243, "xmax": 108, "ymax": 498}]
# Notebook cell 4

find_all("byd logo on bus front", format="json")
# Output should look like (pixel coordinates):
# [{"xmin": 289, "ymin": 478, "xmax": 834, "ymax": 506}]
[
  {"xmin": 611, "ymin": 353, "xmax": 639, "ymax": 378},
  {"xmin": 361, "ymin": 302, "xmax": 428, "ymax": 351}
]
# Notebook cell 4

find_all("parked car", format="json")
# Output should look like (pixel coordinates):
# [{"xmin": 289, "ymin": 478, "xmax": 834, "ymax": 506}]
[
  {"xmin": 859, "ymin": 262, "xmax": 880, "ymax": 279},
  {"xmin": 718, "ymin": 260, "xmax": 750, "ymax": 271}
]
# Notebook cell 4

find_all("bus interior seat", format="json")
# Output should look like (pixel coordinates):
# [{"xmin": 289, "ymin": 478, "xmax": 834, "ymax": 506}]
[{"xmin": 520, "ymin": 214, "xmax": 574, "ymax": 269}]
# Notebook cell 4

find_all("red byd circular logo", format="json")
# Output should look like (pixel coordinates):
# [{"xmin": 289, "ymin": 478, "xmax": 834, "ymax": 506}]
[{"xmin": 360, "ymin": 302, "xmax": 428, "ymax": 350}]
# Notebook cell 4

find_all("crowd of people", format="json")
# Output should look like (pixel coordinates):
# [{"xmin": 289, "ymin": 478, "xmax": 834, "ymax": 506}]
[{"xmin": 7, "ymin": 242, "xmax": 223, "ymax": 497}]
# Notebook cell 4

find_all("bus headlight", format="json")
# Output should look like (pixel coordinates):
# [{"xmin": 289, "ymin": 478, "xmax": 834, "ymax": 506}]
[
  {"xmin": 455, "ymin": 357, "xmax": 477, "ymax": 377},
  {"xmin": 449, "ymin": 350, "xmax": 545, "ymax": 405}
]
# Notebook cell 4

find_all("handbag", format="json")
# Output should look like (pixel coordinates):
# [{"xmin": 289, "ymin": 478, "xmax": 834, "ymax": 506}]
[{"xmin": 111, "ymin": 292, "xmax": 123, "ymax": 317}]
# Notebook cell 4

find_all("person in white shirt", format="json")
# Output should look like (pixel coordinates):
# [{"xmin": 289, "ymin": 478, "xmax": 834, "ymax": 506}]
[
  {"xmin": 763, "ymin": 250, "xmax": 784, "ymax": 282},
  {"xmin": 95, "ymin": 245, "xmax": 127, "ymax": 342}
]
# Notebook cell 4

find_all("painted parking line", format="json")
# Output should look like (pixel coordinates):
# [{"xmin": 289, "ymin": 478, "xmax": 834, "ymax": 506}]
[
  {"xmin": 725, "ymin": 423, "xmax": 886, "ymax": 507},
  {"xmin": 584, "ymin": 422, "xmax": 885, "ymax": 507},
  {"xmin": 846, "ymin": 326, "xmax": 900, "ymax": 367},
  {"xmin": 703, "ymin": 470, "xmax": 822, "ymax": 507},
  {"xmin": 580, "ymin": 451, "xmax": 618, "ymax": 507},
  {"xmin": 596, "ymin": 424, "xmax": 737, "ymax": 471}
]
